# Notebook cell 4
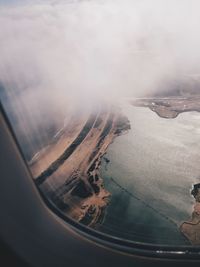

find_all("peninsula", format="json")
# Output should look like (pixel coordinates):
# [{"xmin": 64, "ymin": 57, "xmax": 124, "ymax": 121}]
[
  {"xmin": 130, "ymin": 97, "xmax": 200, "ymax": 119},
  {"xmin": 30, "ymin": 105, "xmax": 130, "ymax": 227},
  {"xmin": 180, "ymin": 184, "xmax": 200, "ymax": 245}
]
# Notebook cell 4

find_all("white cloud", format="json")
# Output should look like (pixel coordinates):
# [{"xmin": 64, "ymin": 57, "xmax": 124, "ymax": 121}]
[
  {"xmin": 1, "ymin": 0, "xmax": 200, "ymax": 157},
  {"xmin": 1, "ymin": 0, "xmax": 200, "ymax": 100}
]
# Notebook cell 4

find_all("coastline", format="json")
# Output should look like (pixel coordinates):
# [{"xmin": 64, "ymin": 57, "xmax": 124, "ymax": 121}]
[
  {"xmin": 180, "ymin": 185, "xmax": 200, "ymax": 245},
  {"xmin": 130, "ymin": 97, "xmax": 200, "ymax": 119},
  {"xmin": 30, "ymin": 98, "xmax": 200, "ymax": 244},
  {"xmin": 30, "ymin": 106, "xmax": 130, "ymax": 227}
]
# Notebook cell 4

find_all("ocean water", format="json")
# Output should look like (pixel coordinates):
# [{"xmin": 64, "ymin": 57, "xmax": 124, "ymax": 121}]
[{"xmin": 99, "ymin": 102, "xmax": 200, "ymax": 245}]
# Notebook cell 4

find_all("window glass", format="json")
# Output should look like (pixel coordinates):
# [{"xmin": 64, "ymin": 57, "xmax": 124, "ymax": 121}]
[{"xmin": 1, "ymin": 0, "xmax": 200, "ymax": 246}]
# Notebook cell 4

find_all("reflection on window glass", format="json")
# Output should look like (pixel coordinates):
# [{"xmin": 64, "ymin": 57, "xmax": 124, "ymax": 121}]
[{"xmin": 1, "ymin": 0, "xmax": 200, "ymax": 246}]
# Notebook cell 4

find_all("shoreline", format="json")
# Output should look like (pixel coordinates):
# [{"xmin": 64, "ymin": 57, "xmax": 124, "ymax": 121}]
[
  {"xmin": 130, "ymin": 97, "xmax": 200, "ymax": 119},
  {"xmin": 30, "ymin": 98, "xmax": 200, "ymax": 243},
  {"xmin": 100, "ymin": 101, "xmax": 200, "ymax": 245},
  {"xmin": 66, "ymin": 111, "xmax": 131, "ymax": 227},
  {"xmin": 180, "ymin": 184, "xmax": 200, "ymax": 245},
  {"xmin": 30, "ymin": 106, "xmax": 131, "ymax": 227}
]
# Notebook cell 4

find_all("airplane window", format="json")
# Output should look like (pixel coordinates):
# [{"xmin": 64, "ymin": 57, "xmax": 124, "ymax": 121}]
[{"xmin": 1, "ymin": 0, "xmax": 200, "ymax": 247}]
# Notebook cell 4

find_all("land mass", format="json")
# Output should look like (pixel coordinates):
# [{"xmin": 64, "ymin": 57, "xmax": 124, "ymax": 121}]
[
  {"xmin": 130, "ymin": 96, "xmax": 200, "ymax": 119},
  {"xmin": 180, "ymin": 184, "xmax": 200, "ymax": 245},
  {"xmin": 31, "ymin": 105, "xmax": 130, "ymax": 227}
]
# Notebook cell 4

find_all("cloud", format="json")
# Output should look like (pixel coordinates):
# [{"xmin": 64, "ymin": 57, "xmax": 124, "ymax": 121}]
[
  {"xmin": 1, "ymin": 0, "xmax": 200, "ymax": 100},
  {"xmin": 1, "ymin": 0, "xmax": 200, "ymax": 157}
]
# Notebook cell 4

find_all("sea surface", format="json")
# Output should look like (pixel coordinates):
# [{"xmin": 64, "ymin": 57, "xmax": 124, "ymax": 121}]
[{"xmin": 99, "ymin": 102, "xmax": 200, "ymax": 245}]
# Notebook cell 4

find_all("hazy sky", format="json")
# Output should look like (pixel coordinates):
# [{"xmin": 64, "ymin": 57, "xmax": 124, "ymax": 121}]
[
  {"xmin": 1, "ymin": 0, "xmax": 200, "ymax": 157},
  {"xmin": 1, "ymin": 0, "xmax": 200, "ymax": 101}
]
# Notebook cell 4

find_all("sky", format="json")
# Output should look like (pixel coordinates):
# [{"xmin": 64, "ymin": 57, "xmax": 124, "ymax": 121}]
[
  {"xmin": 1, "ymin": 0, "xmax": 200, "ymax": 100},
  {"xmin": 0, "ymin": 0, "xmax": 200, "ymax": 158}
]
